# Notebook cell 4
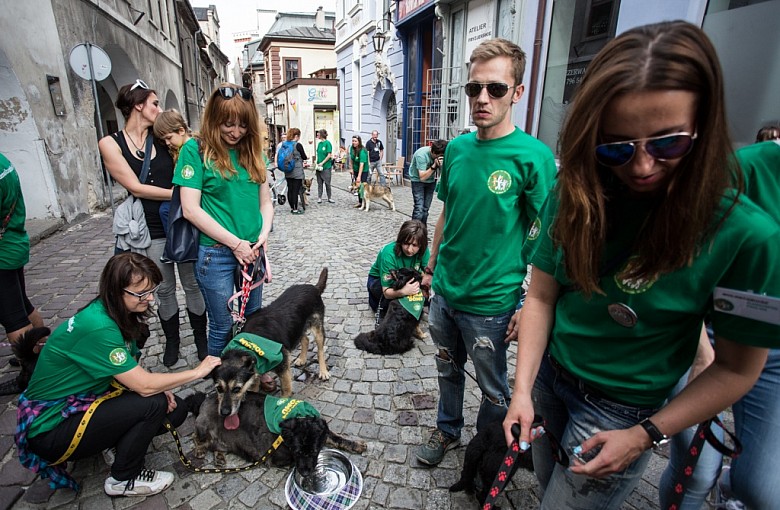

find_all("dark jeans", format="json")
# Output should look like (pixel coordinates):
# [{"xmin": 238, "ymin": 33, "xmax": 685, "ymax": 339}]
[
  {"xmin": 287, "ymin": 177, "xmax": 303, "ymax": 211},
  {"xmin": 0, "ymin": 266, "xmax": 34, "ymax": 332},
  {"xmin": 29, "ymin": 392, "xmax": 188, "ymax": 481},
  {"xmin": 411, "ymin": 180, "xmax": 436, "ymax": 225}
]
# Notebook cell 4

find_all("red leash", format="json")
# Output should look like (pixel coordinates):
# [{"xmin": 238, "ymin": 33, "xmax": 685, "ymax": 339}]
[{"xmin": 227, "ymin": 247, "xmax": 269, "ymax": 333}]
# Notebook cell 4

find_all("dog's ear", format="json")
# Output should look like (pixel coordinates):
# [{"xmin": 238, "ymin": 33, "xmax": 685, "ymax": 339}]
[
  {"xmin": 241, "ymin": 354, "xmax": 255, "ymax": 370},
  {"xmin": 280, "ymin": 418, "xmax": 298, "ymax": 439}
]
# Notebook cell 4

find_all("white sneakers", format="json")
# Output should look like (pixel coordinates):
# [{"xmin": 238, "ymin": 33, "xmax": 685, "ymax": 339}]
[
  {"xmin": 713, "ymin": 466, "xmax": 746, "ymax": 510},
  {"xmin": 104, "ymin": 469, "xmax": 174, "ymax": 497}
]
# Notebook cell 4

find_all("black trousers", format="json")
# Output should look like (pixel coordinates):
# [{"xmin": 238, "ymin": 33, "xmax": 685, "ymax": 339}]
[
  {"xmin": 28, "ymin": 392, "xmax": 188, "ymax": 481},
  {"xmin": 287, "ymin": 177, "xmax": 303, "ymax": 211}
]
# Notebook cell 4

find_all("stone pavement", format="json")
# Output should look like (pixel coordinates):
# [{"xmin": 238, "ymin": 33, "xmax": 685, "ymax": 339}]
[{"xmin": 0, "ymin": 170, "xmax": 676, "ymax": 509}]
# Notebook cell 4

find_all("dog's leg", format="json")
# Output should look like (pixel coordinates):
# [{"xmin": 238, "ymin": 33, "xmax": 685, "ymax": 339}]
[
  {"xmin": 215, "ymin": 450, "xmax": 227, "ymax": 466},
  {"xmin": 280, "ymin": 356, "xmax": 294, "ymax": 397},
  {"xmin": 385, "ymin": 196, "xmax": 396, "ymax": 211},
  {"xmin": 413, "ymin": 324, "xmax": 425, "ymax": 340},
  {"xmin": 326, "ymin": 430, "xmax": 367, "ymax": 454},
  {"xmin": 312, "ymin": 323, "xmax": 330, "ymax": 381},
  {"xmin": 294, "ymin": 334, "xmax": 309, "ymax": 369},
  {"xmin": 364, "ymin": 198, "xmax": 370, "ymax": 211}
]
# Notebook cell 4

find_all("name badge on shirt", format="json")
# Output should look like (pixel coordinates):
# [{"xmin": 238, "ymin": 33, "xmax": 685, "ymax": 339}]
[{"xmin": 713, "ymin": 287, "xmax": 780, "ymax": 325}]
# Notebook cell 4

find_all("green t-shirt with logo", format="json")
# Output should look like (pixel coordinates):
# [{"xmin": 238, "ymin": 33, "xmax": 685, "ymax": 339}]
[
  {"xmin": 737, "ymin": 140, "xmax": 780, "ymax": 224},
  {"xmin": 0, "ymin": 153, "xmax": 30, "ymax": 270},
  {"xmin": 368, "ymin": 241, "xmax": 430, "ymax": 288},
  {"xmin": 25, "ymin": 300, "xmax": 139, "ymax": 437},
  {"xmin": 432, "ymin": 128, "xmax": 556, "ymax": 315},
  {"xmin": 172, "ymin": 138, "xmax": 262, "ymax": 246},
  {"xmin": 525, "ymin": 190, "xmax": 780, "ymax": 407},
  {"xmin": 316, "ymin": 139, "xmax": 333, "ymax": 170},
  {"xmin": 350, "ymin": 147, "xmax": 369, "ymax": 173}
]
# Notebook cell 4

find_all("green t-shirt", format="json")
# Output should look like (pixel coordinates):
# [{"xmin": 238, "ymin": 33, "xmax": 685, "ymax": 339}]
[
  {"xmin": 350, "ymin": 147, "xmax": 369, "ymax": 173},
  {"xmin": 432, "ymin": 128, "xmax": 556, "ymax": 314},
  {"xmin": 525, "ymin": 190, "xmax": 780, "ymax": 407},
  {"xmin": 316, "ymin": 139, "xmax": 333, "ymax": 170},
  {"xmin": 368, "ymin": 242, "xmax": 431, "ymax": 288},
  {"xmin": 172, "ymin": 138, "xmax": 262, "ymax": 246},
  {"xmin": 0, "ymin": 153, "xmax": 30, "ymax": 270},
  {"xmin": 737, "ymin": 140, "xmax": 780, "ymax": 224},
  {"xmin": 25, "ymin": 300, "xmax": 139, "ymax": 437},
  {"xmin": 408, "ymin": 146, "xmax": 435, "ymax": 183}
]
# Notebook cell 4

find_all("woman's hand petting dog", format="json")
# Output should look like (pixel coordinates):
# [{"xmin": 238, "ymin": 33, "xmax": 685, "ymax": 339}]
[
  {"xmin": 195, "ymin": 356, "xmax": 222, "ymax": 378},
  {"xmin": 401, "ymin": 279, "xmax": 421, "ymax": 296}
]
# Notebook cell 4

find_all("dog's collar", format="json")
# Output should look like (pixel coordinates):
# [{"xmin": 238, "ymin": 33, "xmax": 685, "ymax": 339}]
[
  {"xmin": 222, "ymin": 333, "xmax": 283, "ymax": 373},
  {"xmin": 398, "ymin": 292, "xmax": 425, "ymax": 319},
  {"xmin": 264, "ymin": 396, "xmax": 321, "ymax": 435}
]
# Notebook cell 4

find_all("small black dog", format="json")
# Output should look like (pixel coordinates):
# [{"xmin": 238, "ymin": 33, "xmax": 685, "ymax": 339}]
[
  {"xmin": 241, "ymin": 268, "xmax": 329, "ymax": 396},
  {"xmin": 0, "ymin": 327, "xmax": 50, "ymax": 395},
  {"xmin": 449, "ymin": 420, "xmax": 534, "ymax": 508},
  {"xmin": 354, "ymin": 267, "xmax": 425, "ymax": 355}
]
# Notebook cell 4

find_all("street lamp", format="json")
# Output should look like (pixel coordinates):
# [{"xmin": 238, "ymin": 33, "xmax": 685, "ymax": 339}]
[{"xmin": 372, "ymin": 31, "xmax": 386, "ymax": 54}]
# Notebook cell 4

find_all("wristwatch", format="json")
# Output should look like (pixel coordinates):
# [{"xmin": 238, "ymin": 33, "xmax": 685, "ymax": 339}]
[
  {"xmin": 639, "ymin": 418, "xmax": 669, "ymax": 449},
  {"xmin": 423, "ymin": 266, "xmax": 434, "ymax": 276}
]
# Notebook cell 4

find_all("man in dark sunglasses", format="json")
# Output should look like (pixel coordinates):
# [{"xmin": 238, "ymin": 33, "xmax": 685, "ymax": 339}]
[{"xmin": 416, "ymin": 38, "xmax": 557, "ymax": 467}]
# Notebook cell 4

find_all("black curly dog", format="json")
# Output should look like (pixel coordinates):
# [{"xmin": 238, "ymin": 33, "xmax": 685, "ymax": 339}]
[
  {"xmin": 449, "ymin": 420, "xmax": 534, "ymax": 508},
  {"xmin": 353, "ymin": 267, "xmax": 425, "ymax": 355},
  {"xmin": 0, "ymin": 327, "xmax": 51, "ymax": 395}
]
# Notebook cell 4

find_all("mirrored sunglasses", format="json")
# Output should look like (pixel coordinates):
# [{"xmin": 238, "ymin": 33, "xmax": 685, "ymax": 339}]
[
  {"xmin": 123, "ymin": 284, "xmax": 161, "ymax": 301},
  {"xmin": 217, "ymin": 86, "xmax": 253, "ymax": 101},
  {"xmin": 464, "ymin": 82, "xmax": 511, "ymax": 98},
  {"xmin": 595, "ymin": 132, "xmax": 698, "ymax": 167},
  {"xmin": 130, "ymin": 79, "xmax": 149, "ymax": 91}
]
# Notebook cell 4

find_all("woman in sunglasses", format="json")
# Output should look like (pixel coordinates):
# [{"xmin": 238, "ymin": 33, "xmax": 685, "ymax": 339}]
[
  {"xmin": 99, "ymin": 83, "xmax": 206, "ymax": 369},
  {"xmin": 17, "ymin": 252, "xmax": 221, "ymax": 497},
  {"xmin": 503, "ymin": 21, "xmax": 780, "ymax": 508},
  {"xmin": 173, "ymin": 83, "xmax": 274, "ymax": 361}
]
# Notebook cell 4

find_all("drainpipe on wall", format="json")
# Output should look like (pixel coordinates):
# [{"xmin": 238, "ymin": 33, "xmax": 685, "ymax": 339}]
[
  {"xmin": 172, "ymin": 5, "xmax": 192, "ymax": 126},
  {"xmin": 525, "ymin": 0, "xmax": 548, "ymax": 136}
]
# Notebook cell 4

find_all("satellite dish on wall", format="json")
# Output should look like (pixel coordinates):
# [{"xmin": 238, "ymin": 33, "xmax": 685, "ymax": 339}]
[{"xmin": 69, "ymin": 43, "xmax": 112, "ymax": 81}]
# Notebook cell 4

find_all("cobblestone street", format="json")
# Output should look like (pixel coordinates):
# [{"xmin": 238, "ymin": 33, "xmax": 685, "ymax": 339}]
[{"xmin": 0, "ymin": 170, "xmax": 671, "ymax": 509}]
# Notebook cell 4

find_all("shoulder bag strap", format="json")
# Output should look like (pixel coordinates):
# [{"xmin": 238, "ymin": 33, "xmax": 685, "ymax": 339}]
[{"xmin": 138, "ymin": 131, "xmax": 154, "ymax": 184}]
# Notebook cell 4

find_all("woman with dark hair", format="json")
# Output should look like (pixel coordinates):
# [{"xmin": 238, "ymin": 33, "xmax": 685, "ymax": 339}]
[
  {"xmin": 350, "ymin": 135, "xmax": 369, "ymax": 208},
  {"xmin": 99, "ymin": 82, "xmax": 207, "ymax": 368},
  {"xmin": 315, "ymin": 129, "xmax": 334, "ymax": 203},
  {"xmin": 285, "ymin": 127, "xmax": 308, "ymax": 214},
  {"xmin": 502, "ymin": 21, "xmax": 780, "ymax": 508},
  {"xmin": 755, "ymin": 123, "xmax": 780, "ymax": 143},
  {"xmin": 366, "ymin": 220, "xmax": 430, "ymax": 324},
  {"xmin": 16, "ymin": 253, "xmax": 221, "ymax": 496},
  {"xmin": 174, "ymin": 83, "xmax": 274, "ymax": 363}
]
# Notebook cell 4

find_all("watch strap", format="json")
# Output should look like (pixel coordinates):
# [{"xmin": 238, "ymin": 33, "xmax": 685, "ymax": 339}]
[{"xmin": 639, "ymin": 418, "xmax": 668, "ymax": 448}]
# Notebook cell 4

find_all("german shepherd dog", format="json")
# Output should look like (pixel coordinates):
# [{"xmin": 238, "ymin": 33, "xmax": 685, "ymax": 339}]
[
  {"xmin": 301, "ymin": 177, "xmax": 313, "ymax": 208},
  {"xmin": 349, "ymin": 182, "xmax": 396, "ymax": 212},
  {"xmin": 185, "ymin": 353, "xmax": 366, "ymax": 474},
  {"xmin": 0, "ymin": 327, "xmax": 50, "ymax": 395},
  {"xmin": 240, "ymin": 268, "xmax": 329, "ymax": 396},
  {"xmin": 449, "ymin": 420, "xmax": 534, "ymax": 508},
  {"xmin": 354, "ymin": 268, "xmax": 425, "ymax": 355}
]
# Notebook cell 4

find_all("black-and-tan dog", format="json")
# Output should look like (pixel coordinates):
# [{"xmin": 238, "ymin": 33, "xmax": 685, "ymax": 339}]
[
  {"xmin": 185, "ymin": 354, "xmax": 366, "ymax": 473},
  {"xmin": 301, "ymin": 177, "xmax": 313, "ymax": 207},
  {"xmin": 349, "ymin": 182, "xmax": 396, "ymax": 212},
  {"xmin": 239, "ymin": 267, "xmax": 330, "ymax": 396},
  {"xmin": 0, "ymin": 327, "xmax": 50, "ymax": 395},
  {"xmin": 354, "ymin": 267, "xmax": 425, "ymax": 355}
]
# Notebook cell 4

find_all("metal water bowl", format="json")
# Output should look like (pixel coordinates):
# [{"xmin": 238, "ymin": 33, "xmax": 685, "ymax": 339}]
[{"xmin": 285, "ymin": 449, "xmax": 363, "ymax": 510}]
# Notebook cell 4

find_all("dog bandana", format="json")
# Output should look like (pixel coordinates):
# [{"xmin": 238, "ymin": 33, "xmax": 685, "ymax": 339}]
[
  {"xmin": 264, "ymin": 396, "xmax": 321, "ymax": 435},
  {"xmin": 399, "ymin": 291, "xmax": 425, "ymax": 319},
  {"xmin": 222, "ymin": 333, "xmax": 284, "ymax": 373}
]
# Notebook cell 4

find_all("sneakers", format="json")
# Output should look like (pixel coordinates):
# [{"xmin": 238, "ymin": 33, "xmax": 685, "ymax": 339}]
[
  {"xmin": 104, "ymin": 469, "xmax": 174, "ymax": 497},
  {"xmin": 328, "ymin": 199, "xmax": 335, "ymax": 203},
  {"xmin": 416, "ymin": 429, "xmax": 459, "ymax": 466},
  {"xmin": 291, "ymin": 209, "xmax": 305, "ymax": 215},
  {"xmin": 317, "ymin": 198, "xmax": 322, "ymax": 204},
  {"xmin": 713, "ymin": 466, "xmax": 746, "ymax": 510},
  {"xmin": 102, "ymin": 447, "xmax": 116, "ymax": 466}
]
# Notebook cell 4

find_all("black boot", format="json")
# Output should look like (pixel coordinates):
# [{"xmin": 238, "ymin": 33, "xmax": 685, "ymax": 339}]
[
  {"xmin": 188, "ymin": 309, "xmax": 208, "ymax": 361},
  {"xmin": 159, "ymin": 312, "xmax": 181, "ymax": 367}
]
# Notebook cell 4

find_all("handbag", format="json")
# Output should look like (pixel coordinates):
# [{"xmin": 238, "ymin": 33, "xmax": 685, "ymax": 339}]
[
  {"xmin": 112, "ymin": 133, "xmax": 154, "ymax": 253},
  {"xmin": 161, "ymin": 185, "xmax": 200, "ymax": 263}
]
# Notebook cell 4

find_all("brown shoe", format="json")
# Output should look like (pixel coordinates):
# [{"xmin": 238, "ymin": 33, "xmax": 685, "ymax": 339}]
[{"xmin": 259, "ymin": 373, "xmax": 277, "ymax": 393}]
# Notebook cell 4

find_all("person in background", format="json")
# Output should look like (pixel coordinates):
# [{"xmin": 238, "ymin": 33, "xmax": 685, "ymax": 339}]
[
  {"xmin": 755, "ymin": 123, "xmax": 779, "ymax": 142},
  {"xmin": 150, "ymin": 109, "xmax": 208, "ymax": 362},
  {"xmin": 503, "ymin": 21, "xmax": 779, "ymax": 509},
  {"xmin": 367, "ymin": 220, "xmax": 430, "ymax": 325},
  {"xmin": 408, "ymin": 140, "xmax": 448, "ymax": 227},
  {"xmin": 350, "ymin": 135, "xmax": 369, "ymax": 208},
  {"xmin": 365, "ymin": 130, "xmax": 386, "ymax": 185},
  {"xmin": 285, "ymin": 128, "xmax": 307, "ymax": 215},
  {"xmin": 0, "ymin": 152, "xmax": 45, "ymax": 393},
  {"xmin": 315, "ymin": 129, "xmax": 335, "ymax": 204},
  {"xmin": 173, "ymin": 83, "xmax": 274, "ymax": 373},
  {"xmin": 16, "ymin": 253, "xmax": 221, "ymax": 496},
  {"xmin": 415, "ymin": 38, "xmax": 556, "ymax": 466},
  {"xmin": 99, "ymin": 82, "xmax": 205, "ymax": 369}
]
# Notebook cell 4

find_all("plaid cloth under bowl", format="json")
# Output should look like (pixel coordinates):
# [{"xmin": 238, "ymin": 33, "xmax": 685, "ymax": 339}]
[{"xmin": 285, "ymin": 450, "xmax": 363, "ymax": 510}]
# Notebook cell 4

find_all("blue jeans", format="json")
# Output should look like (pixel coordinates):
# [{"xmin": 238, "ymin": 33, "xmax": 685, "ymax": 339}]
[
  {"xmin": 411, "ymin": 180, "xmax": 436, "ymax": 226},
  {"xmin": 429, "ymin": 294, "xmax": 512, "ymax": 438},
  {"xmin": 659, "ymin": 370, "xmax": 724, "ymax": 510},
  {"xmin": 532, "ymin": 354, "xmax": 657, "ymax": 509},
  {"xmin": 194, "ymin": 245, "xmax": 263, "ymax": 356}
]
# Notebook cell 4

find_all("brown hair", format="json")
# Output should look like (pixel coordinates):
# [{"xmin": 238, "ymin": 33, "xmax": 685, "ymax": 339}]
[
  {"xmin": 394, "ymin": 220, "xmax": 428, "ymax": 259},
  {"xmin": 200, "ymin": 83, "xmax": 266, "ymax": 183},
  {"xmin": 115, "ymin": 82, "xmax": 157, "ymax": 121},
  {"xmin": 287, "ymin": 127, "xmax": 301, "ymax": 140},
  {"xmin": 755, "ymin": 124, "xmax": 780, "ymax": 143},
  {"xmin": 153, "ymin": 109, "xmax": 189, "ymax": 139},
  {"xmin": 469, "ymin": 38, "xmax": 527, "ymax": 86},
  {"xmin": 99, "ymin": 253, "xmax": 162, "ymax": 341},
  {"xmin": 555, "ymin": 20, "xmax": 739, "ymax": 296}
]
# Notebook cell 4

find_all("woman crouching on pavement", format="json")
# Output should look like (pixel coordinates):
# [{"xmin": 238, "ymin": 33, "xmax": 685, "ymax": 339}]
[{"xmin": 16, "ymin": 253, "xmax": 221, "ymax": 496}]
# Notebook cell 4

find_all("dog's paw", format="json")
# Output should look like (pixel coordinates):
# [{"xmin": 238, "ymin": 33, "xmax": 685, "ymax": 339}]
[
  {"xmin": 292, "ymin": 356, "xmax": 306, "ymax": 368},
  {"xmin": 194, "ymin": 446, "xmax": 206, "ymax": 459},
  {"xmin": 318, "ymin": 367, "xmax": 331, "ymax": 381},
  {"xmin": 215, "ymin": 452, "xmax": 227, "ymax": 466}
]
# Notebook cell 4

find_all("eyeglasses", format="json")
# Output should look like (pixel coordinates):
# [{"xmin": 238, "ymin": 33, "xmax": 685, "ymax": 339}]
[
  {"xmin": 130, "ymin": 79, "xmax": 149, "ymax": 91},
  {"xmin": 123, "ymin": 284, "xmax": 160, "ymax": 301},
  {"xmin": 464, "ymin": 82, "xmax": 513, "ymax": 98},
  {"xmin": 595, "ymin": 132, "xmax": 698, "ymax": 167},
  {"xmin": 217, "ymin": 86, "xmax": 252, "ymax": 101}
]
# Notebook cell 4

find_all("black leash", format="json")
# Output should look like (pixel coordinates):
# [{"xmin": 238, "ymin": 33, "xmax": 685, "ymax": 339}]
[{"xmin": 162, "ymin": 419, "xmax": 284, "ymax": 473}]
